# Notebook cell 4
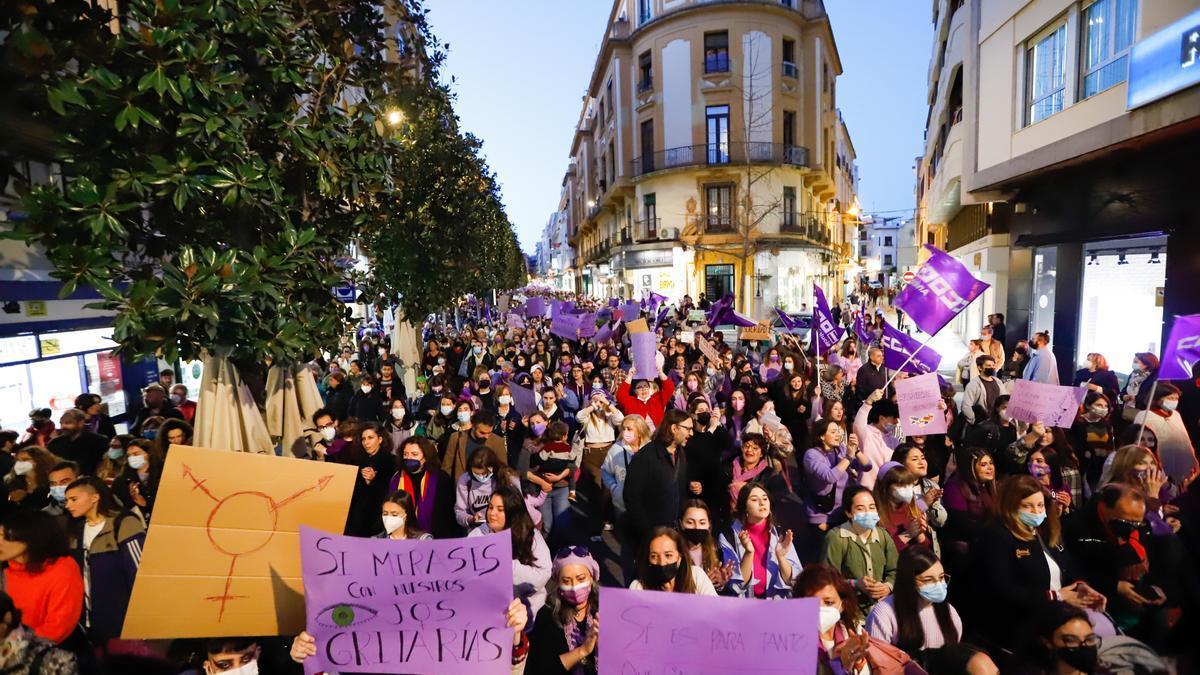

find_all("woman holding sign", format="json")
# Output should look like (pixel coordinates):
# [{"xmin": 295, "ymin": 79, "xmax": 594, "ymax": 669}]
[
  {"xmin": 719, "ymin": 482, "xmax": 801, "ymax": 599},
  {"xmin": 527, "ymin": 548, "xmax": 600, "ymax": 675}
]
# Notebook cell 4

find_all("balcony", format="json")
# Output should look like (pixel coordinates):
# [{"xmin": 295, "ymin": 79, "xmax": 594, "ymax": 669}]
[
  {"xmin": 704, "ymin": 54, "xmax": 730, "ymax": 74},
  {"xmin": 782, "ymin": 61, "xmax": 799, "ymax": 79},
  {"xmin": 637, "ymin": 76, "xmax": 654, "ymax": 93},
  {"xmin": 635, "ymin": 217, "xmax": 661, "ymax": 242},
  {"xmin": 779, "ymin": 214, "xmax": 835, "ymax": 247},
  {"xmin": 631, "ymin": 142, "xmax": 809, "ymax": 178}
]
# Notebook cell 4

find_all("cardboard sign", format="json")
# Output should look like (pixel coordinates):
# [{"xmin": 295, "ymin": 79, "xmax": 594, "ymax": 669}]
[
  {"xmin": 123, "ymin": 445, "xmax": 356, "ymax": 638},
  {"xmin": 894, "ymin": 372, "xmax": 948, "ymax": 436},
  {"xmin": 625, "ymin": 318, "xmax": 649, "ymax": 334},
  {"xmin": 697, "ymin": 336, "xmax": 722, "ymax": 365},
  {"xmin": 687, "ymin": 309, "xmax": 706, "ymax": 323},
  {"xmin": 738, "ymin": 322, "xmax": 773, "ymax": 342},
  {"xmin": 679, "ymin": 331, "xmax": 696, "ymax": 345},
  {"xmin": 599, "ymin": 588, "xmax": 818, "ymax": 674},
  {"xmin": 1008, "ymin": 380, "xmax": 1088, "ymax": 428},
  {"xmin": 300, "ymin": 528, "xmax": 513, "ymax": 675}
]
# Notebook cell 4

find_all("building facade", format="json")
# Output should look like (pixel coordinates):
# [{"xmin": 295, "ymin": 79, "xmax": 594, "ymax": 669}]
[
  {"xmin": 533, "ymin": 194, "xmax": 577, "ymax": 293},
  {"xmin": 916, "ymin": 0, "xmax": 1200, "ymax": 381},
  {"xmin": 857, "ymin": 216, "xmax": 905, "ymax": 288},
  {"xmin": 559, "ymin": 0, "xmax": 860, "ymax": 318}
]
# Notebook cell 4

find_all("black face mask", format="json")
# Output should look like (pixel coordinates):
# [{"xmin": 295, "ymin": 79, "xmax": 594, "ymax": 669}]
[
  {"xmin": 1056, "ymin": 646, "xmax": 1098, "ymax": 673},
  {"xmin": 645, "ymin": 561, "xmax": 679, "ymax": 587},
  {"xmin": 681, "ymin": 528, "xmax": 708, "ymax": 545},
  {"xmin": 982, "ymin": 367, "xmax": 997, "ymax": 377},
  {"xmin": 695, "ymin": 412, "xmax": 712, "ymax": 428}
]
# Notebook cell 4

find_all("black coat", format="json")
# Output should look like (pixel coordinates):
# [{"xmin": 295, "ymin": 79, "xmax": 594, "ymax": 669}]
[
  {"xmin": 325, "ymin": 382, "xmax": 353, "ymax": 422},
  {"xmin": 623, "ymin": 440, "xmax": 689, "ymax": 545},
  {"xmin": 344, "ymin": 449, "xmax": 396, "ymax": 537},
  {"xmin": 48, "ymin": 430, "xmax": 109, "ymax": 475},
  {"xmin": 685, "ymin": 427, "xmax": 733, "ymax": 525},
  {"xmin": 377, "ymin": 375, "xmax": 408, "ymax": 406},
  {"xmin": 527, "ymin": 605, "xmax": 596, "ymax": 675},
  {"xmin": 128, "ymin": 403, "xmax": 183, "ymax": 436},
  {"xmin": 973, "ymin": 523, "xmax": 1082, "ymax": 650},
  {"xmin": 346, "ymin": 390, "xmax": 386, "ymax": 423},
  {"xmin": 854, "ymin": 363, "xmax": 888, "ymax": 400}
]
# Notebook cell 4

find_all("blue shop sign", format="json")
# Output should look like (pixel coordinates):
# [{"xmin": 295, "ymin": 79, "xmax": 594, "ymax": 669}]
[{"xmin": 1127, "ymin": 8, "xmax": 1200, "ymax": 109}]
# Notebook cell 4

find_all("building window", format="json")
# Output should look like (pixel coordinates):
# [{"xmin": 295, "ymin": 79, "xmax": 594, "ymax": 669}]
[
  {"xmin": 638, "ymin": 0, "xmax": 652, "ymax": 25},
  {"xmin": 705, "ymin": 264, "xmax": 735, "ymax": 300},
  {"xmin": 638, "ymin": 51, "xmax": 653, "ymax": 92},
  {"xmin": 927, "ymin": 231, "xmax": 935, "ymax": 245},
  {"xmin": 705, "ymin": 184, "xmax": 733, "ymax": 231},
  {"xmin": 884, "ymin": 236, "xmax": 893, "ymax": 246},
  {"xmin": 860, "ymin": 244, "xmax": 868, "ymax": 257},
  {"xmin": 640, "ymin": 119, "xmax": 655, "ymax": 173},
  {"xmin": 706, "ymin": 105, "xmax": 730, "ymax": 164},
  {"xmin": 608, "ymin": 141, "xmax": 615, "ymax": 183},
  {"xmin": 783, "ymin": 187, "xmax": 797, "ymax": 227},
  {"xmin": 1081, "ymin": 0, "xmax": 1137, "ymax": 99},
  {"xmin": 884, "ymin": 254, "xmax": 893, "ymax": 266},
  {"xmin": 606, "ymin": 80, "xmax": 614, "ymax": 118},
  {"xmin": 642, "ymin": 193, "xmax": 657, "ymax": 239},
  {"xmin": 782, "ymin": 39, "xmax": 798, "ymax": 78},
  {"xmin": 704, "ymin": 32, "xmax": 730, "ymax": 73},
  {"xmin": 1026, "ymin": 21, "xmax": 1067, "ymax": 124}
]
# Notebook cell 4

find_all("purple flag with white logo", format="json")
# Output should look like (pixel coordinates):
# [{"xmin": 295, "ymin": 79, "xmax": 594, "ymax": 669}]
[
  {"xmin": 1159, "ymin": 314, "xmax": 1200, "ymax": 380},
  {"xmin": 880, "ymin": 319, "xmax": 942, "ymax": 375},
  {"xmin": 654, "ymin": 305, "xmax": 670, "ymax": 330},
  {"xmin": 853, "ymin": 313, "xmax": 873, "ymax": 345},
  {"xmin": 895, "ymin": 245, "xmax": 990, "ymax": 335},
  {"xmin": 813, "ymin": 284, "xmax": 846, "ymax": 355},
  {"xmin": 774, "ymin": 308, "xmax": 799, "ymax": 330}
]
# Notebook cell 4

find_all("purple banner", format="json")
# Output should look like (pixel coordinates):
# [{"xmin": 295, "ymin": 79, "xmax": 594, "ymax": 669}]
[
  {"xmin": 653, "ymin": 305, "xmax": 670, "ymax": 330},
  {"xmin": 608, "ymin": 298, "xmax": 620, "ymax": 308},
  {"xmin": 1159, "ymin": 314, "xmax": 1200, "ymax": 380},
  {"xmin": 774, "ymin": 308, "xmax": 799, "ymax": 330},
  {"xmin": 1008, "ymin": 380, "xmax": 1089, "ymax": 429},
  {"xmin": 853, "ymin": 313, "xmax": 873, "ymax": 345},
  {"xmin": 813, "ymin": 284, "xmax": 846, "ymax": 355},
  {"xmin": 577, "ymin": 313, "xmax": 598, "ymax": 338},
  {"xmin": 599, "ymin": 588, "xmax": 818, "ymax": 675},
  {"xmin": 880, "ymin": 319, "xmax": 942, "ymax": 375},
  {"xmin": 894, "ymin": 244, "xmax": 990, "ymax": 336},
  {"xmin": 299, "ymin": 527, "xmax": 513, "ymax": 675},
  {"xmin": 895, "ymin": 372, "xmax": 948, "ymax": 436},
  {"xmin": 550, "ymin": 313, "xmax": 581, "ymax": 341},
  {"xmin": 619, "ymin": 302, "xmax": 640, "ymax": 323},
  {"xmin": 524, "ymin": 297, "xmax": 545, "ymax": 319},
  {"xmin": 630, "ymin": 332, "xmax": 659, "ymax": 380},
  {"xmin": 594, "ymin": 322, "xmax": 614, "ymax": 345}
]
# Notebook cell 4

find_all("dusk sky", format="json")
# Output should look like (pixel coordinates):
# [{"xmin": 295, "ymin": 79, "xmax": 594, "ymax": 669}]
[{"xmin": 426, "ymin": 1, "xmax": 934, "ymax": 251}]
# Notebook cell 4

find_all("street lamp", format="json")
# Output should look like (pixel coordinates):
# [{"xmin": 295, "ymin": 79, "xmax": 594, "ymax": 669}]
[{"xmin": 385, "ymin": 108, "xmax": 404, "ymax": 126}]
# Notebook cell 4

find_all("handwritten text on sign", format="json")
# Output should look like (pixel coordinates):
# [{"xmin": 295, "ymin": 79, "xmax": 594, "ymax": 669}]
[
  {"xmin": 299, "ymin": 527, "xmax": 513, "ymax": 675},
  {"xmin": 599, "ymin": 588, "xmax": 818, "ymax": 674},
  {"xmin": 895, "ymin": 372, "xmax": 948, "ymax": 436},
  {"xmin": 1007, "ymin": 380, "xmax": 1088, "ymax": 429}
]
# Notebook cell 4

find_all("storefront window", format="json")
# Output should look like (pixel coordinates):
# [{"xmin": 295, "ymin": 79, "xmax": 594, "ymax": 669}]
[
  {"xmin": 30, "ymin": 356, "xmax": 86, "ymax": 423},
  {"xmin": 84, "ymin": 352, "xmax": 128, "ymax": 418},
  {"xmin": 1077, "ymin": 242, "xmax": 1166, "ymax": 376},
  {"xmin": 1031, "ymin": 246, "xmax": 1057, "ymax": 336}
]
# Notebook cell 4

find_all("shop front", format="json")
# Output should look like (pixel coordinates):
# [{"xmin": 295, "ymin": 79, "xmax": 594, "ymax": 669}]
[
  {"xmin": 756, "ymin": 248, "xmax": 836, "ymax": 318},
  {"xmin": 618, "ymin": 247, "xmax": 686, "ymax": 303}
]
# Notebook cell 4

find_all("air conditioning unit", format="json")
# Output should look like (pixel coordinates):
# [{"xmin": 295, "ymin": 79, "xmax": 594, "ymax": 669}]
[{"xmin": 660, "ymin": 228, "xmax": 678, "ymax": 240}]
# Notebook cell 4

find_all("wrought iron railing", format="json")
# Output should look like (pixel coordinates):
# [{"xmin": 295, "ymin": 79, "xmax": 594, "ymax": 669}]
[{"xmin": 631, "ymin": 142, "xmax": 809, "ymax": 177}]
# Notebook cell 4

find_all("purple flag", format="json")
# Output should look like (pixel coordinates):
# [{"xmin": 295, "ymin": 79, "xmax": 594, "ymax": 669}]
[
  {"xmin": 813, "ymin": 284, "xmax": 846, "ymax": 355},
  {"xmin": 895, "ymin": 244, "xmax": 990, "ymax": 335},
  {"xmin": 551, "ymin": 312, "xmax": 581, "ymax": 341},
  {"xmin": 774, "ymin": 308, "xmax": 799, "ymax": 330},
  {"xmin": 608, "ymin": 298, "xmax": 620, "ymax": 307},
  {"xmin": 509, "ymin": 383, "xmax": 539, "ymax": 416},
  {"xmin": 853, "ymin": 313, "xmax": 873, "ymax": 345},
  {"xmin": 594, "ymin": 322, "xmax": 614, "ymax": 345},
  {"xmin": 705, "ymin": 294, "xmax": 733, "ymax": 324},
  {"xmin": 620, "ymin": 301, "xmax": 641, "ymax": 323},
  {"xmin": 648, "ymin": 290, "xmax": 667, "ymax": 309},
  {"xmin": 880, "ymin": 319, "xmax": 942, "ymax": 374},
  {"xmin": 299, "ymin": 527, "xmax": 513, "ymax": 675},
  {"xmin": 653, "ymin": 305, "xmax": 670, "ymax": 330},
  {"xmin": 1159, "ymin": 314, "xmax": 1200, "ymax": 380}
]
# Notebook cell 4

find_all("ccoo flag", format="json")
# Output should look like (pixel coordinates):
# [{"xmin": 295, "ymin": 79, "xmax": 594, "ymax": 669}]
[
  {"xmin": 1158, "ymin": 314, "xmax": 1200, "ymax": 380},
  {"xmin": 853, "ymin": 313, "xmax": 874, "ymax": 346},
  {"xmin": 813, "ymin": 285, "xmax": 846, "ymax": 355},
  {"xmin": 895, "ymin": 245, "xmax": 990, "ymax": 335},
  {"xmin": 881, "ymin": 318, "xmax": 942, "ymax": 375}
]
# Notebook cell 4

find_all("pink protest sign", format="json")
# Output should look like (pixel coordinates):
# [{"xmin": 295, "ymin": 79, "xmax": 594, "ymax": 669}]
[
  {"xmin": 599, "ymin": 588, "xmax": 818, "ymax": 674},
  {"xmin": 299, "ymin": 527, "xmax": 513, "ymax": 674},
  {"xmin": 1008, "ymin": 380, "xmax": 1088, "ymax": 428},
  {"xmin": 894, "ymin": 372, "xmax": 948, "ymax": 436}
]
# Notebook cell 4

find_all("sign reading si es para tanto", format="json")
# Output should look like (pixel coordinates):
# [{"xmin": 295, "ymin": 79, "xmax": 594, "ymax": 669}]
[{"xmin": 299, "ymin": 527, "xmax": 514, "ymax": 675}]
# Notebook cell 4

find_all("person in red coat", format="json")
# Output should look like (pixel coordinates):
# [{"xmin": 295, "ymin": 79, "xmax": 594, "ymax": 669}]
[
  {"xmin": 616, "ymin": 366, "xmax": 676, "ymax": 428},
  {"xmin": 0, "ymin": 509, "xmax": 83, "ymax": 644}
]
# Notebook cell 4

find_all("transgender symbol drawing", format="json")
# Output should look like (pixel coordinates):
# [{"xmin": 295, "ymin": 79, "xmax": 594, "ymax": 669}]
[{"xmin": 182, "ymin": 463, "xmax": 334, "ymax": 619}]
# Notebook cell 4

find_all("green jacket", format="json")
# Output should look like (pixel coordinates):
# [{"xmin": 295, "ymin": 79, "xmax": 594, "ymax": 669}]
[{"xmin": 821, "ymin": 522, "xmax": 898, "ymax": 613}]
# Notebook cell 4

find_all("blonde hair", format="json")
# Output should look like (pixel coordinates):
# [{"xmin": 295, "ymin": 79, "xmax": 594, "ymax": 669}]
[
  {"xmin": 621, "ymin": 415, "xmax": 652, "ymax": 448},
  {"xmin": 1102, "ymin": 445, "xmax": 1157, "ymax": 489}
]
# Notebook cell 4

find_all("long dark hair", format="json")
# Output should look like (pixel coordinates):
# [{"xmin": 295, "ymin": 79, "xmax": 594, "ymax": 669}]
[
  {"xmin": 680, "ymin": 499, "xmax": 719, "ymax": 571},
  {"xmin": 383, "ymin": 489, "xmax": 426, "ymax": 539},
  {"xmin": 734, "ymin": 481, "xmax": 776, "ymax": 529},
  {"xmin": 491, "ymin": 485, "xmax": 538, "ymax": 567},
  {"xmin": 636, "ymin": 527, "xmax": 695, "ymax": 593},
  {"xmin": 1, "ymin": 510, "xmax": 69, "ymax": 573},
  {"xmin": 954, "ymin": 446, "xmax": 996, "ymax": 514},
  {"xmin": 893, "ymin": 546, "xmax": 959, "ymax": 655},
  {"xmin": 349, "ymin": 422, "xmax": 393, "ymax": 465}
]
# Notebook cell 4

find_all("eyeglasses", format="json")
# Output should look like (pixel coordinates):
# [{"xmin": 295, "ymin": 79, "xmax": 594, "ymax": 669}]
[
  {"xmin": 677, "ymin": 424, "xmax": 695, "ymax": 432},
  {"xmin": 1059, "ymin": 635, "xmax": 1101, "ymax": 649},
  {"xmin": 916, "ymin": 573, "xmax": 950, "ymax": 585},
  {"xmin": 554, "ymin": 545, "xmax": 591, "ymax": 559}
]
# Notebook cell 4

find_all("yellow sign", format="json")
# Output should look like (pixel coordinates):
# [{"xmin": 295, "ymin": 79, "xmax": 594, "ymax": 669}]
[
  {"xmin": 39, "ymin": 338, "xmax": 60, "ymax": 356},
  {"xmin": 24, "ymin": 301, "xmax": 47, "ymax": 317},
  {"xmin": 739, "ymin": 323, "xmax": 774, "ymax": 342},
  {"xmin": 122, "ymin": 445, "xmax": 356, "ymax": 638}
]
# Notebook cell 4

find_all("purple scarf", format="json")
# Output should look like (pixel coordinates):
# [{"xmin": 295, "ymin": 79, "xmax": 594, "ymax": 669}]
[{"xmin": 730, "ymin": 457, "xmax": 768, "ymax": 503}]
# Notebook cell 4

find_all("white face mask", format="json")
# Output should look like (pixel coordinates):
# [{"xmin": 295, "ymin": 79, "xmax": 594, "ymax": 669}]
[
  {"xmin": 127, "ymin": 455, "xmax": 147, "ymax": 471},
  {"xmin": 1161, "ymin": 399, "xmax": 1179, "ymax": 412},
  {"xmin": 457, "ymin": 411, "xmax": 472, "ymax": 424},
  {"xmin": 360, "ymin": 385, "xmax": 373, "ymax": 394},
  {"xmin": 893, "ymin": 485, "xmax": 917, "ymax": 503},
  {"xmin": 320, "ymin": 426, "xmax": 337, "ymax": 441},
  {"xmin": 215, "ymin": 660, "xmax": 259, "ymax": 675},
  {"xmin": 439, "ymin": 405, "xmax": 453, "ymax": 416},
  {"xmin": 818, "ymin": 605, "xmax": 841, "ymax": 633},
  {"xmin": 169, "ymin": 394, "xmax": 183, "ymax": 405},
  {"xmin": 381, "ymin": 514, "xmax": 405, "ymax": 534},
  {"xmin": 498, "ymin": 395, "xmax": 513, "ymax": 405},
  {"xmin": 13, "ymin": 461, "xmax": 33, "ymax": 476},
  {"xmin": 391, "ymin": 408, "xmax": 405, "ymax": 420}
]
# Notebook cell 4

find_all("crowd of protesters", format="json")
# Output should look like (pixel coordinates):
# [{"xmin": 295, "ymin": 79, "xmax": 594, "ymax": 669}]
[{"xmin": 0, "ymin": 289, "xmax": 1195, "ymax": 674}]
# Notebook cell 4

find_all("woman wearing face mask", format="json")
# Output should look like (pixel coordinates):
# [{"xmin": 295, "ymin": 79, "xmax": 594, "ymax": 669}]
[
  {"xmin": 376, "ymin": 489, "xmax": 432, "ymax": 541},
  {"xmin": 97, "ymin": 434, "xmax": 132, "ymax": 487},
  {"xmin": 4, "ymin": 446, "xmax": 55, "ymax": 511},
  {"xmin": 874, "ymin": 465, "xmax": 936, "ymax": 555},
  {"xmin": 833, "ymin": 340, "xmax": 863, "ymax": 387},
  {"xmin": 455, "ymin": 447, "xmax": 520, "ymax": 530},
  {"xmin": 63, "ymin": 476, "xmax": 145, "ymax": 649},
  {"xmin": 680, "ymin": 500, "xmax": 735, "ymax": 594},
  {"xmin": 1072, "ymin": 353, "xmax": 1121, "ymax": 405},
  {"xmin": 527, "ymin": 547, "xmax": 600, "ymax": 675},
  {"xmin": 759, "ymin": 348, "xmax": 784, "ymax": 383},
  {"xmin": 1018, "ymin": 602, "xmax": 1107, "ymax": 675},
  {"xmin": 576, "ymin": 388, "xmax": 624, "ymax": 489},
  {"xmin": 343, "ymin": 423, "xmax": 396, "ymax": 537},
  {"xmin": 469, "ymin": 485, "xmax": 552, "ymax": 616},
  {"xmin": 1121, "ymin": 352, "xmax": 1159, "ymax": 422},
  {"xmin": 1069, "ymin": 392, "xmax": 1116, "ymax": 488},
  {"xmin": 723, "ymin": 390, "xmax": 753, "ymax": 444},
  {"xmin": 601, "ymin": 416, "xmax": 650, "ymax": 567},
  {"xmin": 521, "ymin": 421, "xmax": 575, "ymax": 537},
  {"xmin": 111, "ymin": 439, "xmax": 161, "ymax": 523},
  {"xmin": 631, "ymin": 527, "xmax": 716, "ymax": 595},
  {"xmin": 792, "ymin": 563, "xmax": 918, "ymax": 675},
  {"xmin": 866, "ymin": 546, "xmax": 961, "ymax": 659},
  {"xmin": 683, "ymin": 397, "xmax": 732, "ymax": 521},
  {"xmin": 823, "ymin": 486, "xmax": 898, "ymax": 615},
  {"xmin": 387, "ymin": 437, "xmax": 455, "ymax": 538},
  {"xmin": 383, "ymin": 399, "xmax": 415, "ymax": 450},
  {"xmin": 1132, "ymin": 383, "xmax": 1197, "ymax": 486},
  {"xmin": 1026, "ymin": 449, "xmax": 1075, "ymax": 517},
  {"xmin": 964, "ymin": 395, "xmax": 1018, "ymax": 458},
  {"xmin": 941, "ymin": 447, "xmax": 996, "ymax": 554},
  {"xmin": 494, "ymin": 385, "xmax": 526, "ymax": 468},
  {"xmin": 421, "ymin": 394, "xmax": 457, "ymax": 443},
  {"xmin": 719, "ymin": 483, "xmax": 801, "ymax": 598},
  {"xmin": 975, "ymin": 476, "xmax": 1108, "ymax": 653},
  {"xmin": 345, "ymin": 373, "xmax": 386, "ymax": 423},
  {"xmin": 672, "ymin": 372, "xmax": 709, "ymax": 411}
]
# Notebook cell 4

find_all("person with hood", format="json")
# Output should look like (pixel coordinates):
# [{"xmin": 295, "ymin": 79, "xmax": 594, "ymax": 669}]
[
  {"xmin": 63, "ymin": 476, "xmax": 145, "ymax": 650},
  {"xmin": 345, "ymin": 373, "xmax": 386, "ymax": 424}
]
